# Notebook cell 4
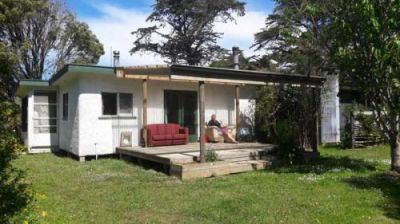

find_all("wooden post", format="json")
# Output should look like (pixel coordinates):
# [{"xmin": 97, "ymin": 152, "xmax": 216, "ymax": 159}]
[
  {"xmin": 235, "ymin": 85, "xmax": 240, "ymax": 141},
  {"xmin": 199, "ymin": 81, "xmax": 206, "ymax": 163},
  {"xmin": 143, "ymin": 79, "xmax": 148, "ymax": 147}
]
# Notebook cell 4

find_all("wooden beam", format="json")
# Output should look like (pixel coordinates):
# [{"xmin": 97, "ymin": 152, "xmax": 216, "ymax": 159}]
[
  {"xmin": 235, "ymin": 85, "xmax": 240, "ymax": 141},
  {"xmin": 199, "ymin": 81, "xmax": 206, "ymax": 163},
  {"xmin": 122, "ymin": 74, "xmax": 170, "ymax": 81},
  {"xmin": 143, "ymin": 79, "xmax": 148, "ymax": 147},
  {"xmin": 170, "ymin": 75, "xmax": 266, "ymax": 85}
]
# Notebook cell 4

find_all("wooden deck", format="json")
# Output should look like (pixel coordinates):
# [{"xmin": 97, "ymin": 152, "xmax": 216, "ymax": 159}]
[
  {"xmin": 117, "ymin": 142, "xmax": 275, "ymax": 164},
  {"xmin": 117, "ymin": 142, "xmax": 276, "ymax": 180}
]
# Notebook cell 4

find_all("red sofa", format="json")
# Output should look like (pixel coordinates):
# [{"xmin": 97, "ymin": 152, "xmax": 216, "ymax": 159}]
[{"xmin": 142, "ymin": 124, "xmax": 189, "ymax": 147}]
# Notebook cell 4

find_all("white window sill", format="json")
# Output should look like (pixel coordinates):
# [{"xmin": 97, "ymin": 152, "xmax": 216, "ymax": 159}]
[{"xmin": 98, "ymin": 115, "xmax": 137, "ymax": 120}]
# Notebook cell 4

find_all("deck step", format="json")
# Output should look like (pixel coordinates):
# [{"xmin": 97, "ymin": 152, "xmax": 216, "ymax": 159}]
[
  {"xmin": 216, "ymin": 148, "xmax": 268, "ymax": 162},
  {"xmin": 170, "ymin": 160, "xmax": 272, "ymax": 180}
]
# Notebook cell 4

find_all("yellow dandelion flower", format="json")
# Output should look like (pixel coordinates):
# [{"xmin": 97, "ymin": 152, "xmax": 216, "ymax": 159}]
[
  {"xmin": 41, "ymin": 211, "xmax": 48, "ymax": 217},
  {"xmin": 23, "ymin": 221, "xmax": 29, "ymax": 224}
]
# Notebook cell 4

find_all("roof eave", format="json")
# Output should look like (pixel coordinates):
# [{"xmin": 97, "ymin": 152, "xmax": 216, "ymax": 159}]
[{"xmin": 49, "ymin": 64, "xmax": 116, "ymax": 85}]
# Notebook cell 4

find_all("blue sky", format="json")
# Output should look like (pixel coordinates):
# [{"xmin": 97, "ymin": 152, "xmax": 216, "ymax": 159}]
[{"xmin": 65, "ymin": 0, "xmax": 275, "ymax": 66}]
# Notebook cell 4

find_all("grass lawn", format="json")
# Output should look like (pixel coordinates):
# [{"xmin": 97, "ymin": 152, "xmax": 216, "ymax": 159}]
[{"xmin": 14, "ymin": 145, "xmax": 400, "ymax": 224}]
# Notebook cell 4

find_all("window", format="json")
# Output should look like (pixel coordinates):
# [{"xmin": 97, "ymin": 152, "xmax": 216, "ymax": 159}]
[
  {"xmin": 21, "ymin": 97, "xmax": 28, "ymax": 132},
  {"xmin": 101, "ymin": 92, "xmax": 133, "ymax": 116},
  {"xmin": 102, "ymin": 93, "xmax": 117, "ymax": 115},
  {"xmin": 62, "ymin": 93, "xmax": 68, "ymax": 120},
  {"xmin": 33, "ymin": 91, "xmax": 57, "ymax": 133},
  {"xmin": 119, "ymin": 93, "xmax": 133, "ymax": 114}
]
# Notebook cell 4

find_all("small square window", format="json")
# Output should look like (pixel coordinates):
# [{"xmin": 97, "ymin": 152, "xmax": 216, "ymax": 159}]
[
  {"xmin": 119, "ymin": 93, "xmax": 133, "ymax": 114},
  {"xmin": 102, "ymin": 93, "xmax": 117, "ymax": 115},
  {"xmin": 63, "ymin": 93, "xmax": 68, "ymax": 120}
]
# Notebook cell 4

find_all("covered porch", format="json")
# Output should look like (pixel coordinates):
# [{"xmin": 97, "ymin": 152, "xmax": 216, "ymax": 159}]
[{"xmin": 115, "ymin": 64, "xmax": 325, "ymax": 178}]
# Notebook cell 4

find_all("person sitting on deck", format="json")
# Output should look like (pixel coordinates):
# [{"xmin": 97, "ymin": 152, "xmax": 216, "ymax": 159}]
[{"xmin": 207, "ymin": 114, "xmax": 238, "ymax": 143}]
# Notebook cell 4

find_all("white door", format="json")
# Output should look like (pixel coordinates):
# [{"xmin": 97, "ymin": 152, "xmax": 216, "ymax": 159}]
[{"xmin": 31, "ymin": 91, "xmax": 59, "ymax": 151}]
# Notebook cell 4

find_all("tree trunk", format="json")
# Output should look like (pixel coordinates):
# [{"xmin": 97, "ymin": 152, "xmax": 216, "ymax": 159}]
[{"xmin": 391, "ymin": 134, "xmax": 400, "ymax": 172}]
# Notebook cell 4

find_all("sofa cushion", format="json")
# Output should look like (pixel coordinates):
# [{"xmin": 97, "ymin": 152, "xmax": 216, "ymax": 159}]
[
  {"xmin": 152, "ymin": 140, "xmax": 173, "ymax": 146},
  {"xmin": 152, "ymin": 134, "xmax": 173, "ymax": 141},
  {"xmin": 147, "ymin": 124, "xmax": 158, "ymax": 134},
  {"xmin": 172, "ymin": 139, "xmax": 187, "ymax": 145},
  {"xmin": 166, "ymin": 124, "xmax": 179, "ymax": 134},
  {"xmin": 173, "ymin": 134, "xmax": 187, "ymax": 140}
]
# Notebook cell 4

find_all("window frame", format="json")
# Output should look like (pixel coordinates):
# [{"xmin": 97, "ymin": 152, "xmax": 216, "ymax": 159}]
[
  {"xmin": 101, "ymin": 92, "xmax": 133, "ymax": 116},
  {"xmin": 118, "ymin": 92, "xmax": 133, "ymax": 115},
  {"xmin": 101, "ymin": 92, "xmax": 118, "ymax": 116},
  {"xmin": 62, "ymin": 93, "xmax": 69, "ymax": 120}
]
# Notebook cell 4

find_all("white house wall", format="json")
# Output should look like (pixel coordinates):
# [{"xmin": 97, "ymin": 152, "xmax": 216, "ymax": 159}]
[
  {"xmin": 69, "ymin": 75, "xmax": 257, "ymax": 156},
  {"xmin": 320, "ymin": 75, "xmax": 340, "ymax": 143},
  {"xmin": 59, "ymin": 78, "xmax": 80, "ymax": 155},
  {"xmin": 78, "ymin": 75, "xmax": 141, "ymax": 156},
  {"xmin": 204, "ymin": 83, "xmax": 236, "ymax": 126}
]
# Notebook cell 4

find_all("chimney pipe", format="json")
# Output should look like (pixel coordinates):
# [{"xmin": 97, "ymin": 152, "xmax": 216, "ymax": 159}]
[
  {"xmin": 113, "ymin": 50, "xmax": 120, "ymax": 67},
  {"xmin": 232, "ymin": 46, "xmax": 240, "ymax": 70}
]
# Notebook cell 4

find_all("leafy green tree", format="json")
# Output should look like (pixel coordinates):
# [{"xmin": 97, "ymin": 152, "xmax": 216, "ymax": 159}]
[
  {"xmin": 257, "ymin": 0, "xmax": 400, "ymax": 171},
  {"xmin": 251, "ymin": 1, "xmax": 329, "ymax": 153},
  {"xmin": 253, "ymin": 0, "xmax": 339, "ymax": 76},
  {"xmin": 0, "ymin": 42, "xmax": 32, "ymax": 224},
  {"xmin": 0, "ymin": 0, "xmax": 104, "ymax": 91},
  {"xmin": 333, "ymin": 0, "xmax": 400, "ymax": 171},
  {"xmin": 131, "ymin": 0, "xmax": 245, "ymax": 65}
]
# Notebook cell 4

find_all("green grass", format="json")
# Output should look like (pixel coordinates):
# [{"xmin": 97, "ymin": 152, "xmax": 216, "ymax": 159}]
[{"xmin": 14, "ymin": 145, "xmax": 400, "ymax": 224}]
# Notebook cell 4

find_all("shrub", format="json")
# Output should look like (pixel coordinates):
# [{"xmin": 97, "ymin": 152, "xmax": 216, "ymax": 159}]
[
  {"xmin": 206, "ymin": 150, "xmax": 218, "ymax": 162},
  {"xmin": 256, "ymin": 85, "xmax": 320, "ymax": 160},
  {"xmin": 340, "ymin": 122, "xmax": 353, "ymax": 149},
  {"xmin": 0, "ymin": 100, "xmax": 32, "ymax": 223},
  {"xmin": 276, "ymin": 119, "xmax": 299, "ymax": 160}
]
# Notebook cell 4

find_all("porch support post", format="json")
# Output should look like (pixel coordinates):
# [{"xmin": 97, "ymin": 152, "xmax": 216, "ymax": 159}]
[
  {"xmin": 235, "ymin": 85, "xmax": 240, "ymax": 140},
  {"xmin": 143, "ymin": 79, "xmax": 148, "ymax": 147},
  {"xmin": 199, "ymin": 81, "xmax": 206, "ymax": 163}
]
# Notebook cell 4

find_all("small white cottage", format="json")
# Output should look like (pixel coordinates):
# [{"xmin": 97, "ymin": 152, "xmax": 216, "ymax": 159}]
[{"xmin": 16, "ymin": 63, "xmax": 325, "ymax": 161}]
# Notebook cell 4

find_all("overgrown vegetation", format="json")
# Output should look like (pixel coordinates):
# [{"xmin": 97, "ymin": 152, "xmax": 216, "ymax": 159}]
[
  {"xmin": 253, "ymin": 0, "xmax": 400, "ymax": 172},
  {"xmin": 0, "ymin": 44, "xmax": 32, "ymax": 223},
  {"xmin": 255, "ymin": 85, "xmax": 320, "ymax": 160},
  {"xmin": 340, "ymin": 104, "xmax": 385, "ymax": 149}
]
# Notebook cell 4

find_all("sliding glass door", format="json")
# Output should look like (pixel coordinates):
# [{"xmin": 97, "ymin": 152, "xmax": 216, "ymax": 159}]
[{"xmin": 164, "ymin": 90, "xmax": 197, "ymax": 142}]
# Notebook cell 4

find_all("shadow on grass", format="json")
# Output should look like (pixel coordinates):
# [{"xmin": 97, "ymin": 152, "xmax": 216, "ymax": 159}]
[
  {"xmin": 269, "ymin": 153, "xmax": 400, "ymax": 220},
  {"xmin": 346, "ymin": 172, "xmax": 400, "ymax": 220},
  {"xmin": 51, "ymin": 149, "xmax": 118, "ymax": 161},
  {"xmin": 120, "ymin": 155, "xmax": 169, "ymax": 174},
  {"xmin": 270, "ymin": 156, "xmax": 377, "ymax": 174}
]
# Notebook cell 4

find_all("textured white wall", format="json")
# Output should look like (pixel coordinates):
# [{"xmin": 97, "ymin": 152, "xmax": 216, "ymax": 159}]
[
  {"xmin": 204, "ymin": 83, "xmax": 236, "ymax": 126},
  {"xmin": 59, "ymin": 78, "xmax": 80, "ymax": 154},
  {"xmin": 57, "ymin": 74, "xmax": 256, "ymax": 156},
  {"xmin": 78, "ymin": 75, "xmax": 141, "ymax": 156},
  {"xmin": 320, "ymin": 75, "xmax": 340, "ymax": 143}
]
